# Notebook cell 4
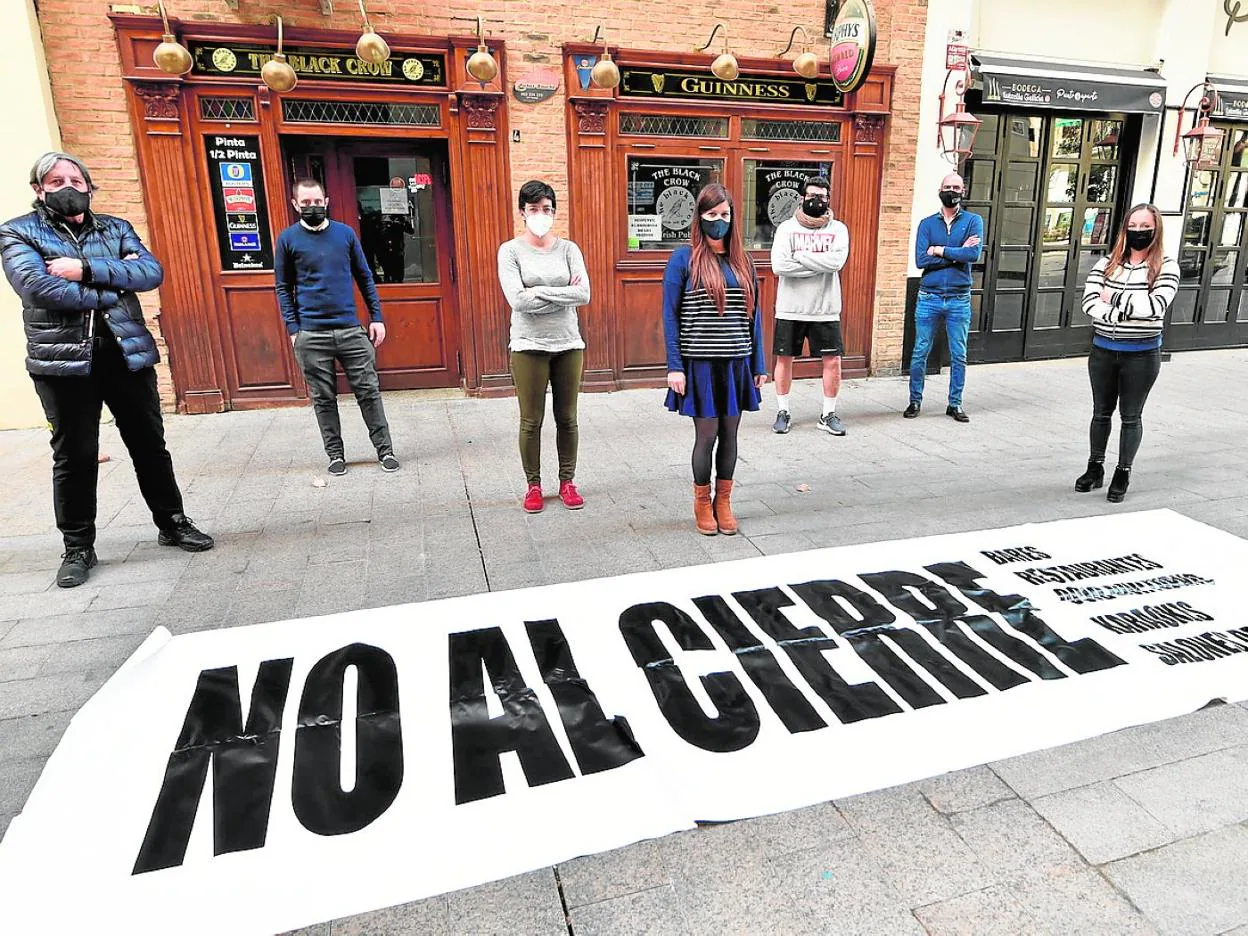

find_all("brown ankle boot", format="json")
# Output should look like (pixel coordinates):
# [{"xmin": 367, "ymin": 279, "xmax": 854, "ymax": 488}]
[
  {"xmin": 693, "ymin": 483, "xmax": 717, "ymax": 535},
  {"xmin": 713, "ymin": 479, "xmax": 738, "ymax": 535}
]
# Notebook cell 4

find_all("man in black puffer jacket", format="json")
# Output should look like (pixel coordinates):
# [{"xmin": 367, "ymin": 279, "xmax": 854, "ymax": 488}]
[{"xmin": 1, "ymin": 152, "xmax": 213, "ymax": 588}]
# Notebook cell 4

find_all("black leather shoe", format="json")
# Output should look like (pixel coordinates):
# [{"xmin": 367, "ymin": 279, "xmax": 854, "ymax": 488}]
[
  {"xmin": 56, "ymin": 547, "xmax": 97, "ymax": 588},
  {"xmin": 158, "ymin": 515, "xmax": 215, "ymax": 552},
  {"xmin": 903, "ymin": 402, "xmax": 921, "ymax": 419},
  {"xmin": 1106, "ymin": 467, "xmax": 1131, "ymax": 503},
  {"xmin": 946, "ymin": 405, "xmax": 970, "ymax": 423},
  {"xmin": 1075, "ymin": 460, "xmax": 1105, "ymax": 493}
]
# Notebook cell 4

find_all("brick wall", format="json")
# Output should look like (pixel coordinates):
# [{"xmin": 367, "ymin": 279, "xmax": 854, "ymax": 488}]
[{"xmin": 35, "ymin": 0, "xmax": 926, "ymax": 404}]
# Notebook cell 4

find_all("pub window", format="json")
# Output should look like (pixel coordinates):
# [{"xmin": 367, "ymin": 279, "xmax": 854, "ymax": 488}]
[
  {"xmin": 741, "ymin": 118, "xmax": 841, "ymax": 143},
  {"xmin": 199, "ymin": 97, "xmax": 257, "ymax": 122},
  {"xmin": 282, "ymin": 100, "xmax": 440, "ymax": 127},
  {"xmin": 626, "ymin": 156, "xmax": 723, "ymax": 251},
  {"xmin": 742, "ymin": 160, "xmax": 834, "ymax": 249},
  {"xmin": 619, "ymin": 113, "xmax": 728, "ymax": 138}
]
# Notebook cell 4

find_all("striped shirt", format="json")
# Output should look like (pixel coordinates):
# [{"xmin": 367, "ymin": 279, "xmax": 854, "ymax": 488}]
[
  {"xmin": 1081, "ymin": 256, "xmax": 1180, "ymax": 349},
  {"xmin": 661, "ymin": 245, "xmax": 766, "ymax": 375}
]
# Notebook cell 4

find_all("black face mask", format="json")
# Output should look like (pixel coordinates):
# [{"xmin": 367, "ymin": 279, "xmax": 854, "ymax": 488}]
[
  {"xmin": 300, "ymin": 206, "xmax": 328, "ymax": 227},
  {"xmin": 700, "ymin": 218, "xmax": 731, "ymax": 241},
  {"xmin": 939, "ymin": 190, "xmax": 962, "ymax": 209},
  {"xmin": 44, "ymin": 187, "xmax": 90, "ymax": 217},
  {"xmin": 1125, "ymin": 229, "xmax": 1155, "ymax": 251},
  {"xmin": 802, "ymin": 197, "xmax": 828, "ymax": 217}
]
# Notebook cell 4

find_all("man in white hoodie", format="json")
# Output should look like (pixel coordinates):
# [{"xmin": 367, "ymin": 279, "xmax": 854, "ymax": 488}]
[{"xmin": 769, "ymin": 177, "xmax": 850, "ymax": 435}]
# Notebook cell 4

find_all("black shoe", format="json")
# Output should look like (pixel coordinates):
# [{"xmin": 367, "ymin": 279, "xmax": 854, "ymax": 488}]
[
  {"xmin": 903, "ymin": 402, "xmax": 921, "ymax": 418},
  {"xmin": 56, "ymin": 547, "xmax": 97, "ymax": 588},
  {"xmin": 1107, "ymin": 467, "xmax": 1131, "ymax": 503},
  {"xmin": 817, "ymin": 413, "xmax": 847, "ymax": 436},
  {"xmin": 379, "ymin": 453, "xmax": 401, "ymax": 472},
  {"xmin": 158, "ymin": 515, "xmax": 215, "ymax": 552},
  {"xmin": 1075, "ymin": 460, "xmax": 1105, "ymax": 493},
  {"xmin": 772, "ymin": 410, "xmax": 791, "ymax": 434},
  {"xmin": 327, "ymin": 457, "xmax": 347, "ymax": 476},
  {"xmin": 946, "ymin": 405, "xmax": 970, "ymax": 423}
]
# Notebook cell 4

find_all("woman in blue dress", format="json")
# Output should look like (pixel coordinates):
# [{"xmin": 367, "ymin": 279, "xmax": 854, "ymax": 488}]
[{"xmin": 663, "ymin": 182, "xmax": 768, "ymax": 535}]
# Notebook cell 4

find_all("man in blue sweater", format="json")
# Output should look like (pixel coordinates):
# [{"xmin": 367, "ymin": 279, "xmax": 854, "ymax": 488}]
[
  {"xmin": 907, "ymin": 172, "xmax": 984, "ymax": 423},
  {"xmin": 277, "ymin": 178, "xmax": 397, "ymax": 475}
]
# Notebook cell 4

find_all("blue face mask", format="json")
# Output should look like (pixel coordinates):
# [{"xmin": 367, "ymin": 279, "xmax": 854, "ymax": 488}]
[{"xmin": 700, "ymin": 218, "xmax": 730, "ymax": 241}]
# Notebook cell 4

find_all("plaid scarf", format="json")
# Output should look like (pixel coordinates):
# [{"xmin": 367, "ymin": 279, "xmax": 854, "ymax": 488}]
[{"xmin": 794, "ymin": 207, "xmax": 829, "ymax": 230}]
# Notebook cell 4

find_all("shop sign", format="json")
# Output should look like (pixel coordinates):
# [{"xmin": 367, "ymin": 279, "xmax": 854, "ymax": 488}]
[
  {"xmin": 619, "ymin": 67, "xmax": 844, "ymax": 107},
  {"xmin": 573, "ymin": 54, "xmax": 598, "ymax": 91},
  {"xmin": 1218, "ymin": 91, "xmax": 1248, "ymax": 120},
  {"xmin": 946, "ymin": 43, "xmax": 969, "ymax": 71},
  {"xmin": 189, "ymin": 42, "xmax": 445, "ymax": 87},
  {"xmin": 204, "ymin": 135, "xmax": 272, "ymax": 272},
  {"xmin": 828, "ymin": 0, "xmax": 877, "ymax": 94},
  {"xmin": 981, "ymin": 72, "xmax": 1164, "ymax": 114},
  {"xmin": 513, "ymin": 68, "xmax": 560, "ymax": 104}
]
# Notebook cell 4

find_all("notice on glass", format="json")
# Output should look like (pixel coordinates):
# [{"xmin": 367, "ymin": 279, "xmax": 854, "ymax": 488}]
[
  {"xmin": 378, "ymin": 187, "xmax": 410, "ymax": 215},
  {"xmin": 628, "ymin": 214, "xmax": 663, "ymax": 242}
]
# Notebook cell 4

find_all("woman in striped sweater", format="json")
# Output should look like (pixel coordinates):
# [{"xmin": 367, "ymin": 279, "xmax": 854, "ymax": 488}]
[
  {"xmin": 1078, "ymin": 204, "xmax": 1179, "ymax": 503},
  {"xmin": 662, "ymin": 183, "xmax": 768, "ymax": 535}
]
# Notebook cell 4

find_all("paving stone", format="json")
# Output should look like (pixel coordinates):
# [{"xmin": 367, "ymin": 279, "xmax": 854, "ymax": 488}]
[
  {"xmin": 445, "ymin": 869, "xmax": 566, "ymax": 936},
  {"xmin": 0, "ymin": 572, "xmax": 56, "ymax": 598},
  {"xmin": 1103, "ymin": 826, "xmax": 1248, "ymax": 936},
  {"xmin": 949, "ymin": 798, "xmax": 1081, "ymax": 881},
  {"xmin": 36, "ymin": 634, "xmax": 146, "ymax": 678},
  {"xmin": 913, "ymin": 885, "xmax": 1037, "ymax": 936},
  {"xmin": 668, "ymin": 802, "xmax": 852, "ymax": 865},
  {"xmin": 0, "ymin": 608, "xmax": 156, "ymax": 649},
  {"xmin": 1031, "ymin": 781, "xmax": 1175, "ymax": 865},
  {"xmin": 0, "ymin": 587, "xmax": 95, "ymax": 622},
  {"xmin": 0, "ymin": 672, "xmax": 108, "ymax": 720},
  {"xmin": 920, "ymin": 766, "xmax": 1016, "ymax": 815},
  {"xmin": 88, "ymin": 579, "xmax": 177, "ymax": 612},
  {"xmin": 666, "ymin": 850, "xmax": 814, "ymax": 936},
  {"xmin": 568, "ymin": 884, "xmax": 689, "ymax": 936},
  {"xmin": 1112, "ymin": 745, "xmax": 1248, "ymax": 838},
  {"xmin": 0, "ymin": 644, "xmax": 56, "ymax": 682},
  {"xmin": 330, "ymin": 896, "xmax": 450, "ymax": 935},
  {"xmin": 0, "ymin": 710, "xmax": 74, "ymax": 762},
  {"xmin": 558, "ymin": 840, "xmax": 670, "ymax": 909},
  {"xmin": 0, "ymin": 757, "xmax": 46, "ymax": 816}
]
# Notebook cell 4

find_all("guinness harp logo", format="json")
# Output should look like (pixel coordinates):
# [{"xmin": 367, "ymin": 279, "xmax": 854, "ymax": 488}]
[
  {"xmin": 651, "ymin": 73, "xmax": 666, "ymax": 93},
  {"xmin": 805, "ymin": 83, "xmax": 818, "ymax": 102}
]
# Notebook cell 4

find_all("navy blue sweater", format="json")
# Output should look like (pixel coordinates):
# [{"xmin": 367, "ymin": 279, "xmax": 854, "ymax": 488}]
[
  {"xmin": 914, "ymin": 209, "xmax": 984, "ymax": 295},
  {"xmin": 275, "ymin": 221, "xmax": 383, "ymax": 334},
  {"xmin": 662, "ymin": 245, "xmax": 766, "ymax": 375}
]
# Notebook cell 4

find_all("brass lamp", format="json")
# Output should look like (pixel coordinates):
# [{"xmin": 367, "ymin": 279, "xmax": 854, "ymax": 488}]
[
  {"xmin": 261, "ymin": 16, "xmax": 298, "ymax": 93},
  {"xmin": 466, "ymin": 16, "xmax": 498, "ymax": 83},
  {"xmin": 778, "ymin": 25, "xmax": 820, "ymax": 79},
  {"xmin": 152, "ymin": 0, "xmax": 193, "ymax": 76},
  {"xmin": 699, "ymin": 23, "xmax": 739, "ymax": 82},
  {"xmin": 589, "ymin": 25, "xmax": 620, "ymax": 90},
  {"xmin": 355, "ymin": 0, "xmax": 390, "ymax": 66}
]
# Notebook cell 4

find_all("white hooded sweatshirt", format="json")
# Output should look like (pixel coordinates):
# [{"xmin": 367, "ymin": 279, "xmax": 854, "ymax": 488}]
[{"xmin": 769, "ymin": 213, "xmax": 850, "ymax": 322}]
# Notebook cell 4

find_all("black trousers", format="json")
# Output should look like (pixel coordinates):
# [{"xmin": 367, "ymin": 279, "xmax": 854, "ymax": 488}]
[
  {"xmin": 31, "ymin": 336, "xmax": 185, "ymax": 549},
  {"xmin": 294, "ymin": 326, "xmax": 393, "ymax": 460},
  {"xmin": 1087, "ymin": 344, "xmax": 1162, "ymax": 470}
]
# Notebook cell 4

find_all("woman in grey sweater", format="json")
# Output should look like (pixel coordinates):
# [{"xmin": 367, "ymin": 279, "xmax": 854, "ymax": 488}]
[{"xmin": 497, "ymin": 180, "xmax": 591, "ymax": 513}]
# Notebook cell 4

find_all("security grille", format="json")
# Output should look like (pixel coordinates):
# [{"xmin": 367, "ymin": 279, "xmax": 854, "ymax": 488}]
[
  {"xmin": 619, "ymin": 113, "xmax": 728, "ymax": 138},
  {"xmin": 282, "ymin": 99, "xmax": 440, "ymax": 127},
  {"xmin": 742, "ymin": 119, "xmax": 842, "ymax": 143},
  {"xmin": 198, "ymin": 97, "xmax": 256, "ymax": 122}
]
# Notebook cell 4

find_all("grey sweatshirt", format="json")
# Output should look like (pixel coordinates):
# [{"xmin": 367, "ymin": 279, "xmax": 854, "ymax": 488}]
[
  {"xmin": 497, "ymin": 237, "xmax": 590, "ymax": 353},
  {"xmin": 769, "ymin": 214, "xmax": 850, "ymax": 321}
]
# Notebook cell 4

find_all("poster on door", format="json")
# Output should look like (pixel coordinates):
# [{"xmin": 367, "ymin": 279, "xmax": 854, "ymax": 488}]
[
  {"xmin": 626, "ymin": 160, "xmax": 720, "ymax": 247},
  {"xmin": 204, "ymin": 135, "xmax": 273, "ymax": 271},
  {"xmin": 750, "ymin": 162, "xmax": 833, "ymax": 248}
]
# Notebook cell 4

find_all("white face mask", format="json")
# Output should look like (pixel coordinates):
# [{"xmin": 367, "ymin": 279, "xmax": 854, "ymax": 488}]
[{"xmin": 525, "ymin": 214, "xmax": 554, "ymax": 238}]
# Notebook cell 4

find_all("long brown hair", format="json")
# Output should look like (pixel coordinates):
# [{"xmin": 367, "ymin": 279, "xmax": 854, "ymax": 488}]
[
  {"xmin": 689, "ymin": 183, "xmax": 756, "ymax": 315},
  {"xmin": 1105, "ymin": 203, "xmax": 1165, "ymax": 289}
]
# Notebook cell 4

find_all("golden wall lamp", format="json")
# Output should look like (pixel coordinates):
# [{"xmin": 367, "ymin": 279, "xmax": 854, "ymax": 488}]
[
  {"xmin": 452, "ymin": 15, "xmax": 498, "ymax": 84},
  {"xmin": 355, "ymin": 0, "xmax": 391, "ymax": 65},
  {"xmin": 698, "ymin": 23, "xmax": 739, "ymax": 82},
  {"xmin": 589, "ymin": 26, "xmax": 620, "ymax": 90},
  {"xmin": 260, "ymin": 15, "xmax": 298, "ymax": 93},
  {"xmin": 152, "ymin": 0, "xmax": 193, "ymax": 76},
  {"xmin": 778, "ymin": 25, "xmax": 820, "ymax": 80}
]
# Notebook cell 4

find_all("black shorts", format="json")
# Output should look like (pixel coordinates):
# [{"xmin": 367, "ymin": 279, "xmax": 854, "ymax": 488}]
[{"xmin": 773, "ymin": 319, "xmax": 843, "ymax": 358}]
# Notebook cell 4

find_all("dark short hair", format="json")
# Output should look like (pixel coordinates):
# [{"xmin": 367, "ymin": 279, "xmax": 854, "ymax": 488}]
[
  {"xmin": 801, "ymin": 176, "xmax": 831, "ymax": 197},
  {"xmin": 292, "ymin": 177, "xmax": 325, "ymax": 198},
  {"xmin": 518, "ymin": 180, "xmax": 556, "ymax": 212}
]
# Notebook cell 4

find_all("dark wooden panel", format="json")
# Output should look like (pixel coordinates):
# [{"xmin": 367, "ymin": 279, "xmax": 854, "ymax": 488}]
[
  {"xmin": 223, "ymin": 286, "xmax": 301, "ymax": 391},
  {"xmin": 619, "ymin": 276, "xmax": 666, "ymax": 370}
]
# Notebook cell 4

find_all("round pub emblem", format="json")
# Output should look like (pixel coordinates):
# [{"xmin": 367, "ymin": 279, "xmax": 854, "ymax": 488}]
[
  {"xmin": 211, "ymin": 47, "xmax": 238, "ymax": 73},
  {"xmin": 829, "ymin": 0, "xmax": 877, "ymax": 95},
  {"xmin": 402, "ymin": 57, "xmax": 426, "ymax": 82}
]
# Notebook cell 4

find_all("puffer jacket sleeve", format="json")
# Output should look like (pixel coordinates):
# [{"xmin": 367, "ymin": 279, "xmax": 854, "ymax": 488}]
[
  {"xmin": 0, "ymin": 222, "xmax": 120, "ymax": 311},
  {"xmin": 85, "ymin": 220, "xmax": 164, "ymax": 293}
]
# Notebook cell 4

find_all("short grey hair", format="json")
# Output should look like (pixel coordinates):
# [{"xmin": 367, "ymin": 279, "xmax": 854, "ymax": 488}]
[{"xmin": 29, "ymin": 152, "xmax": 96, "ymax": 191}]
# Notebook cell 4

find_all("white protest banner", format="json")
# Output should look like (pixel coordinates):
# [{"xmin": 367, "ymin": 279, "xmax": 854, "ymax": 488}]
[{"xmin": 3, "ymin": 509, "xmax": 1248, "ymax": 934}]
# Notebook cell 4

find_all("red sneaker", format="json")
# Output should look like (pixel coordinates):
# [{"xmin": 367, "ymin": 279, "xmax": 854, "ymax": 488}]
[
  {"xmin": 559, "ymin": 480, "xmax": 585, "ymax": 510},
  {"xmin": 523, "ymin": 483, "xmax": 544, "ymax": 513}
]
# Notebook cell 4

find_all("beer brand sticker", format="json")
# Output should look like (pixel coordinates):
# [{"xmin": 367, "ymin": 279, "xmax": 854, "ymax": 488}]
[
  {"xmin": 219, "ymin": 162, "xmax": 253, "ymax": 184},
  {"xmin": 222, "ymin": 187, "xmax": 257, "ymax": 212},
  {"xmin": 575, "ymin": 55, "xmax": 597, "ymax": 91},
  {"xmin": 228, "ymin": 232, "xmax": 261, "ymax": 252},
  {"xmin": 829, "ymin": 0, "xmax": 877, "ymax": 94}
]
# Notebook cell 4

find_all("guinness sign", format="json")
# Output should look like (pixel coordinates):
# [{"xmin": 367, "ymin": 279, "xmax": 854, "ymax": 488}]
[
  {"xmin": 189, "ymin": 42, "xmax": 445, "ymax": 87},
  {"xmin": 620, "ymin": 67, "xmax": 844, "ymax": 107}
]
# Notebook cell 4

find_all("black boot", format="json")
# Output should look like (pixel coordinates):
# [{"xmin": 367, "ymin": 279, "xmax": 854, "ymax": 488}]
[
  {"xmin": 56, "ymin": 547, "xmax": 97, "ymax": 588},
  {"xmin": 158, "ymin": 515, "xmax": 215, "ymax": 552},
  {"xmin": 1074, "ymin": 460, "xmax": 1105, "ymax": 493},
  {"xmin": 1106, "ymin": 467, "xmax": 1131, "ymax": 503}
]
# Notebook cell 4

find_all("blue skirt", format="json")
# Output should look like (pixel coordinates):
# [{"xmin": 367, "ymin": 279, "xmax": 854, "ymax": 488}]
[{"xmin": 665, "ymin": 358, "xmax": 761, "ymax": 418}]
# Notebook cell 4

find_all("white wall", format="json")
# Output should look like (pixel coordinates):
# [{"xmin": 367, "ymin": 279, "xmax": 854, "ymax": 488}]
[{"xmin": 973, "ymin": 0, "xmax": 1166, "ymax": 67}]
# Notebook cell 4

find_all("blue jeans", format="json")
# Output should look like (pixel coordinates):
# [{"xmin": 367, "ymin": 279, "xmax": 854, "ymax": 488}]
[{"xmin": 910, "ymin": 291, "xmax": 971, "ymax": 407}]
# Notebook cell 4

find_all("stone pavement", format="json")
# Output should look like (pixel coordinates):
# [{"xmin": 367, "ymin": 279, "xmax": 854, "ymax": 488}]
[{"xmin": 2, "ymin": 348, "xmax": 1248, "ymax": 935}]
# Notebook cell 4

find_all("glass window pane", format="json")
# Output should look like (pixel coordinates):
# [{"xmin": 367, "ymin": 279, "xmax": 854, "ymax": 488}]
[
  {"xmin": 1205, "ymin": 288, "xmax": 1232, "ymax": 323},
  {"xmin": 741, "ymin": 160, "xmax": 833, "ymax": 250},
  {"xmin": 971, "ymin": 293, "xmax": 985, "ymax": 331},
  {"xmin": 1090, "ymin": 120, "xmax": 1123, "ymax": 160},
  {"xmin": 1039, "ymin": 251, "xmax": 1068, "ymax": 288},
  {"xmin": 1190, "ymin": 170, "xmax": 1218, "ymax": 208},
  {"xmin": 1082, "ymin": 208, "xmax": 1112, "ymax": 246},
  {"xmin": 627, "ymin": 157, "xmax": 723, "ymax": 251},
  {"xmin": 1078, "ymin": 249, "xmax": 1106, "ymax": 281},
  {"xmin": 1171, "ymin": 289, "xmax": 1198, "ymax": 324},
  {"xmin": 1238, "ymin": 290, "xmax": 1248, "ymax": 322},
  {"xmin": 1005, "ymin": 117, "xmax": 1042, "ymax": 158},
  {"xmin": 1184, "ymin": 211, "xmax": 1212, "ymax": 247},
  {"xmin": 1229, "ymin": 130, "xmax": 1248, "ymax": 168},
  {"xmin": 992, "ymin": 292, "xmax": 1024, "ymax": 331},
  {"xmin": 1220, "ymin": 213, "xmax": 1244, "ymax": 247},
  {"xmin": 1047, "ymin": 165, "xmax": 1078, "ymax": 203},
  {"xmin": 964, "ymin": 159, "xmax": 995, "ymax": 203},
  {"xmin": 972, "ymin": 113, "xmax": 999, "ymax": 156},
  {"xmin": 1034, "ymin": 291, "xmax": 1063, "ymax": 329},
  {"xmin": 1226, "ymin": 172, "xmax": 1248, "ymax": 209},
  {"xmin": 1087, "ymin": 165, "xmax": 1117, "ymax": 204},
  {"xmin": 1052, "ymin": 118, "xmax": 1084, "ymax": 158},
  {"xmin": 1179, "ymin": 249, "xmax": 1205, "ymax": 286},
  {"xmin": 740, "ymin": 118, "xmax": 839, "ymax": 142},
  {"xmin": 1042, "ymin": 207, "xmax": 1073, "ymax": 245},
  {"xmin": 1001, "ymin": 207, "xmax": 1035, "ymax": 245},
  {"xmin": 1212, "ymin": 250, "xmax": 1238, "ymax": 285},
  {"xmin": 353, "ymin": 155, "xmax": 438, "ymax": 284},
  {"xmin": 997, "ymin": 250, "xmax": 1029, "ymax": 288},
  {"xmin": 1004, "ymin": 162, "xmax": 1037, "ymax": 203}
]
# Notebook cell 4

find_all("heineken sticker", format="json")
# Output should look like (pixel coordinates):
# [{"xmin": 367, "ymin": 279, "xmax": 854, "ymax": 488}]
[{"xmin": 829, "ymin": 0, "xmax": 877, "ymax": 95}]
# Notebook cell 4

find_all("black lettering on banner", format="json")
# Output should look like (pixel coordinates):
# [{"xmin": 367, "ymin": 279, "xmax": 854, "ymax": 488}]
[
  {"xmin": 728, "ymin": 587, "xmax": 901, "ymax": 723},
  {"xmin": 524, "ymin": 618, "xmax": 645, "ymax": 775},
  {"xmin": 692, "ymin": 594, "xmax": 828, "ymax": 734},
  {"xmin": 132, "ymin": 658, "xmax": 294, "ymax": 874},
  {"xmin": 861, "ymin": 570, "xmax": 1063, "ymax": 688},
  {"xmin": 925, "ymin": 562, "xmax": 1126, "ymax": 674},
  {"xmin": 618, "ymin": 601, "xmax": 760, "ymax": 753},
  {"xmin": 981, "ymin": 546, "xmax": 1052, "ymax": 565},
  {"xmin": 292, "ymin": 643, "xmax": 404, "ymax": 835},
  {"xmin": 449, "ymin": 628, "xmax": 575, "ymax": 805},
  {"xmin": 790, "ymin": 579, "xmax": 958, "ymax": 710}
]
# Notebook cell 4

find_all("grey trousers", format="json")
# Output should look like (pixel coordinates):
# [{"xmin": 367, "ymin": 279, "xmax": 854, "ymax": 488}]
[{"xmin": 294, "ymin": 326, "xmax": 393, "ymax": 460}]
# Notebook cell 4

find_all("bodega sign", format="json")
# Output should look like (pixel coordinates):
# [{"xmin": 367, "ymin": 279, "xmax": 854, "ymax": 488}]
[
  {"xmin": 3, "ymin": 510, "xmax": 1248, "ymax": 934},
  {"xmin": 828, "ymin": 0, "xmax": 877, "ymax": 94}
]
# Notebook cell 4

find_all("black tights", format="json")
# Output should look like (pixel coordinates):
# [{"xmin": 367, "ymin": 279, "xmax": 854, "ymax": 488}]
[
  {"xmin": 1088, "ymin": 345, "xmax": 1161, "ymax": 470},
  {"xmin": 692, "ymin": 416, "xmax": 740, "ymax": 485}
]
